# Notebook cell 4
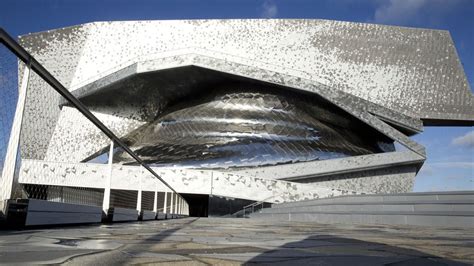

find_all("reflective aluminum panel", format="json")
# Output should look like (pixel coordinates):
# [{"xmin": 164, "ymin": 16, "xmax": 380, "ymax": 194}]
[{"xmin": 113, "ymin": 86, "xmax": 394, "ymax": 168}]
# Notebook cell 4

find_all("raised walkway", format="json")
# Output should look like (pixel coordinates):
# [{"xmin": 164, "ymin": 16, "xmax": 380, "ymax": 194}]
[{"xmin": 0, "ymin": 217, "xmax": 472, "ymax": 265}]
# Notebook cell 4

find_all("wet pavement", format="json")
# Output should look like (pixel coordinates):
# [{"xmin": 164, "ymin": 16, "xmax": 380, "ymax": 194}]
[{"xmin": 0, "ymin": 217, "xmax": 472, "ymax": 265}]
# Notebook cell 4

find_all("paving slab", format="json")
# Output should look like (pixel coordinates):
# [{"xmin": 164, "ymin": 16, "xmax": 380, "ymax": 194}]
[{"xmin": 0, "ymin": 217, "xmax": 472, "ymax": 265}]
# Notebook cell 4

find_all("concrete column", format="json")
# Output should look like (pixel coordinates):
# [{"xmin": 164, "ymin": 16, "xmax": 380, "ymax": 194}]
[
  {"xmin": 136, "ymin": 172, "xmax": 142, "ymax": 213},
  {"xmin": 102, "ymin": 141, "xmax": 114, "ymax": 213},
  {"xmin": 177, "ymin": 196, "xmax": 180, "ymax": 215},
  {"xmin": 172, "ymin": 193, "xmax": 176, "ymax": 214},
  {"xmin": 153, "ymin": 183, "xmax": 158, "ymax": 213},
  {"xmin": 170, "ymin": 193, "xmax": 175, "ymax": 214},
  {"xmin": 173, "ymin": 194, "xmax": 177, "ymax": 215},
  {"xmin": 137, "ymin": 190, "xmax": 142, "ymax": 212},
  {"xmin": 163, "ymin": 190, "xmax": 168, "ymax": 214},
  {"xmin": 176, "ymin": 194, "xmax": 179, "ymax": 215},
  {"xmin": 1, "ymin": 66, "xmax": 30, "ymax": 205},
  {"xmin": 177, "ymin": 197, "xmax": 180, "ymax": 215}
]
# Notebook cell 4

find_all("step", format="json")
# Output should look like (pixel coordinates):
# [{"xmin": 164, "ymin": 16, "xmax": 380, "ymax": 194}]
[
  {"xmin": 265, "ymin": 202, "xmax": 473, "ymax": 213},
  {"xmin": 273, "ymin": 191, "xmax": 474, "ymax": 209},
  {"xmin": 258, "ymin": 209, "xmax": 474, "ymax": 217},
  {"xmin": 250, "ymin": 212, "xmax": 474, "ymax": 228},
  {"xmin": 250, "ymin": 192, "xmax": 474, "ymax": 228}
]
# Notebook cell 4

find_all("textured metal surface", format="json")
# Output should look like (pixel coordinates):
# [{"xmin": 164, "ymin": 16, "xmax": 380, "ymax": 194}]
[
  {"xmin": 51, "ymin": 63, "xmax": 422, "ymax": 166},
  {"xmin": 73, "ymin": 56, "xmax": 427, "ymax": 157},
  {"xmin": 19, "ymin": 25, "xmax": 89, "ymax": 160},
  {"xmin": 227, "ymin": 151, "xmax": 423, "ymax": 181},
  {"xmin": 19, "ymin": 19, "xmax": 474, "ymax": 124},
  {"xmin": 16, "ymin": 19, "xmax": 473, "ymax": 161},
  {"xmin": 0, "ymin": 46, "xmax": 18, "ymax": 169},
  {"xmin": 113, "ymin": 87, "xmax": 394, "ymax": 168},
  {"xmin": 298, "ymin": 165, "xmax": 417, "ymax": 194},
  {"xmin": 19, "ymin": 159, "xmax": 360, "ymax": 203},
  {"xmin": 67, "ymin": 62, "xmax": 423, "ymax": 134},
  {"xmin": 11, "ymin": 18, "xmax": 473, "ymax": 201}
]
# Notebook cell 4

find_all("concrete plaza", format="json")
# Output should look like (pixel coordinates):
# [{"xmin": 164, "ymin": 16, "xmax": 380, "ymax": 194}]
[{"xmin": 0, "ymin": 217, "xmax": 472, "ymax": 265}]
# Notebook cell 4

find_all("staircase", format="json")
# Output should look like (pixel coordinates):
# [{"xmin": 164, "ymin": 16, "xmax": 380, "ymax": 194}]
[{"xmin": 249, "ymin": 191, "xmax": 474, "ymax": 228}]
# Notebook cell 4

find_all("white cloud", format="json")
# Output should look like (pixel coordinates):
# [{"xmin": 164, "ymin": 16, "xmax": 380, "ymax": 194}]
[
  {"xmin": 430, "ymin": 162, "xmax": 474, "ymax": 169},
  {"xmin": 374, "ymin": 0, "xmax": 427, "ymax": 24},
  {"xmin": 452, "ymin": 131, "xmax": 474, "ymax": 149},
  {"xmin": 372, "ymin": 0, "xmax": 462, "ymax": 25},
  {"xmin": 261, "ymin": 0, "xmax": 278, "ymax": 18}
]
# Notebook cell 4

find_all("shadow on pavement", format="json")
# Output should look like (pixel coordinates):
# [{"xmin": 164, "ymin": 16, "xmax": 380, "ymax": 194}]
[
  {"xmin": 246, "ymin": 234, "xmax": 470, "ymax": 265},
  {"xmin": 119, "ymin": 217, "xmax": 200, "ymax": 263}
]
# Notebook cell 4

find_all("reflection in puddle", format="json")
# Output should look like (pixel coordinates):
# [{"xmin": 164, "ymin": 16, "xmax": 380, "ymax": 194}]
[{"xmin": 55, "ymin": 239, "xmax": 122, "ymax": 250}]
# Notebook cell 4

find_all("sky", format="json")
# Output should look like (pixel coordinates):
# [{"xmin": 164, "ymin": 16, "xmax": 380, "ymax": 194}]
[{"xmin": 0, "ymin": 0, "xmax": 473, "ymax": 191}]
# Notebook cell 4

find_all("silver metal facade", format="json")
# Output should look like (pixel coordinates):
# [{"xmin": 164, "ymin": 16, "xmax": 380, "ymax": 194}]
[{"xmin": 7, "ymin": 19, "xmax": 474, "ymax": 204}]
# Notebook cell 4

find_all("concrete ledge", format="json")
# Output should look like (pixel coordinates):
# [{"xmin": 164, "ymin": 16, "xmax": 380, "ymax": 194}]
[
  {"xmin": 141, "ymin": 210, "xmax": 156, "ymax": 220},
  {"xmin": 109, "ymin": 207, "xmax": 138, "ymax": 222},
  {"xmin": 157, "ymin": 212, "xmax": 167, "ymax": 220},
  {"xmin": 23, "ymin": 199, "xmax": 102, "ymax": 226},
  {"xmin": 268, "ymin": 203, "xmax": 473, "ymax": 213}
]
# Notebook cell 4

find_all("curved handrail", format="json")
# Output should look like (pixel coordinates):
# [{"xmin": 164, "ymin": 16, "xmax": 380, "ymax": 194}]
[{"xmin": 231, "ymin": 191, "xmax": 288, "ymax": 218}]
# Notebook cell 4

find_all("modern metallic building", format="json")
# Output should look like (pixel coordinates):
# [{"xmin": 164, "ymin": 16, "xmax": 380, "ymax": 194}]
[{"xmin": 1, "ymin": 19, "xmax": 473, "ymax": 221}]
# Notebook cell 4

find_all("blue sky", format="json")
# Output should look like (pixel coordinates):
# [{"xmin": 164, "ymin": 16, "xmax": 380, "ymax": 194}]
[{"xmin": 1, "ymin": 0, "xmax": 473, "ymax": 191}]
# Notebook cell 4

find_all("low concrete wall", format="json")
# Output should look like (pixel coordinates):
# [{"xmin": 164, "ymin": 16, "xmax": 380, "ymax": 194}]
[
  {"xmin": 110, "ymin": 207, "xmax": 138, "ymax": 222},
  {"xmin": 25, "ymin": 199, "xmax": 102, "ymax": 226},
  {"xmin": 141, "ymin": 210, "xmax": 156, "ymax": 220},
  {"xmin": 157, "ymin": 212, "xmax": 167, "ymax": 220}
]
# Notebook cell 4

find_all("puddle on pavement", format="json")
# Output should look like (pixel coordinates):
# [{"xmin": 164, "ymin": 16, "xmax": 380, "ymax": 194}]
[
  {"xmin": 56, "ymin": 239, "xmax": 80, "ymax": 247},
  {"xmin": 55, "ymin": 238, "xmax": 122, "ymax": 250}
]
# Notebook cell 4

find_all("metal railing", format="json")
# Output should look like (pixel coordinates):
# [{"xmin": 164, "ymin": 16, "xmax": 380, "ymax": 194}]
[{"xmin": 231, "ymin": 193, "xmax": 285, "ymax": 218}]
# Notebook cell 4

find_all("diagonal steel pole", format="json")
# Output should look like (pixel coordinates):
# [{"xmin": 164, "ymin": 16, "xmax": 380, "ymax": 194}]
[{"xmin": 0, "ymin": 27, "xmax": 182, "ymax": 197}]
